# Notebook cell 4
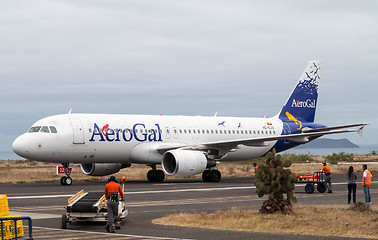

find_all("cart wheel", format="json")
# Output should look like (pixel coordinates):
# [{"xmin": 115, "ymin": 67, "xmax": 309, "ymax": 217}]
[
  {"xmin": 61, "ymin": 214, "xmax": 67, "ymax": 229},
  {"xmin": 305, "ymin": 183, "xmax": 314, "ymax": 194},
  {"xmin": 317, "ymin": 182, "xmax": 327, "ymax": 193}
]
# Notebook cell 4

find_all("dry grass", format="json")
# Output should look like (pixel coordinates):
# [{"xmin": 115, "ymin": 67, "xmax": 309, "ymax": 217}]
[
  {"xmin": 153, "ymin": 205, "xmax": 378, "ymax": 239},
  {"xmin": 0, "ymin": 155, "xmax": 377, "ymax": 183}
]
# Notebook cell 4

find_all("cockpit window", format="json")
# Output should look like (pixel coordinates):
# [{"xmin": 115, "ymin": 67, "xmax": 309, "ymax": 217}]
[
  {"xmin": 28, "ymin": 126, "xmax": 41, "ymax": 133},
  {"xmin": 49, "ymin": 126, "xmax": 57, "ymax": 133},
  {"xmin": 40, "ymin": 126, "xmax": 50, "ymax": 133},
  {"xmin": 28, "ymin": 126, "xmax": 58, "ymax": 133}
]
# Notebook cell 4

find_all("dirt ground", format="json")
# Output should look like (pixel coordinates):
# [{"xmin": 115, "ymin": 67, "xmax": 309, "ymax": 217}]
[{"xmin": 0, "ymin": 155, "xmax": 377, "ymax": 183}]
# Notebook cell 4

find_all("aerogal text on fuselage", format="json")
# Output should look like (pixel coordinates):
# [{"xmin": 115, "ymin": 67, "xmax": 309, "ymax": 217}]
[{"xmin": 89, "ymin": 123, "xmax": 163, "ymax": 142}]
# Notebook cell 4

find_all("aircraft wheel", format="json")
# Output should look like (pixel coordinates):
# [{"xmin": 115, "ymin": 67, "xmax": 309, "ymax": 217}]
[
  {"xmin": 305, "ymin": 183, "xmax": 314, "ymax": 194},
  {"xmin": 65, "ymin": 177, "xmax": 72, "ymax": 185},
  {"xmin": 147, "ymin": 170, "xmax": 156, "ymax": 182},
  {"xmin": 155, "ymin": 170, "xmax": 165, "ymax": 182},
  {"xmin": 61, "ymin": 214, "xmax": 67, "ymax": 229},
  {"xmin": 60, "ymin": 177, "xmax": 67, "ymax": 185},
  {"xmin": 202, "ymin": 170, "xmax": 210, "ymax": 182},
  {"xmin": 208, "ymin": 170, "xmax": 221, "ymax": 182},
  {"xmin": 317, "ymin": 182, "xmax": 327, "ymax": 193}
]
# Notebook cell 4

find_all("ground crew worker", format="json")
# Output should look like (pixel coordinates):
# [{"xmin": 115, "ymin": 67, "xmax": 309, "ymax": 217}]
[
  {"xmin": 362, "ymin": 164, "xmax": 372, "ymax": 204},
  {"xmin": 322, "ymin": 162, "xmax": 332, "ymax": 193},
  {"xmin": 253, "ymin": 163, "xmax": 258, "ymax": 174},
  {"xmin": 105, "ymin": 176, "xmax": 124, "ymax": 233}
]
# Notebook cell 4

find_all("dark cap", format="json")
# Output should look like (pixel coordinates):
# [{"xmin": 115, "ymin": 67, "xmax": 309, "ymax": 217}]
[{"xmin": 109, "ymin": 176, "xmax": 116, "ymax": 182}]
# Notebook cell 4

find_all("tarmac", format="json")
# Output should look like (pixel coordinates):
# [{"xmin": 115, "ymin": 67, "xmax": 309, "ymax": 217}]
[{"xmin": 2, "ymin": 174, "xmax": 377, "ymax": 240}]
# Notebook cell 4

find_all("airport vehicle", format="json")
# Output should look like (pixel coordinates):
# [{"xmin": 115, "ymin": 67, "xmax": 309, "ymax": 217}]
[
  {"xmin": 12, "ymin": 61, "xmax": 367, "ymax": 185},
  {"xmin": 296, "ymin": 171, "xmax": 326, "ymax": 194},
  {"xmin": 62, "ymin": 187, "xmax": 127, "ymax": 229}
]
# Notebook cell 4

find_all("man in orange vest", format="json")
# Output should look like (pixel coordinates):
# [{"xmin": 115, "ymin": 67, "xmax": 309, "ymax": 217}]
[
  {"xmin": 105, "ymin": 176, "xmax": 124, "ymax": 233},
  {"xmin": 322, "ymin": 162, "xmax": 332, "ymax": 193},
  {"xmin": 253, "ymin": 163, "xmax": 258, "ymax": 174},
  {"xmin": 362, "ymin": 164, "xmax": 373, "ymax": 204}
]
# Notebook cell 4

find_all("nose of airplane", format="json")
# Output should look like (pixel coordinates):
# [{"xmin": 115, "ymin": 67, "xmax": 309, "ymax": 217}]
[{"xmin": 12, "ymin": 134, "xmax": 29, "ymax": 158}]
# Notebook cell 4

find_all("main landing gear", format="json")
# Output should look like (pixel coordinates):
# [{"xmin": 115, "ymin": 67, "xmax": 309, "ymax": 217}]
[
  {"xmin": 147, "ymin": 164, "xmax": 165, "ymax": 182},
  {"xmin": 60, "ymin": 163, "xmax": 74, "ymax": 185},
  {"xmin": 202, "ymin": 169, "xmax": 221, "ymax": 182}
]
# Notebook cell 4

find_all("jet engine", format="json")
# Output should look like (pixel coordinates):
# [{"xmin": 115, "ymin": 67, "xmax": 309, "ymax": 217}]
[
  {"xmin": 80, "ymin": 163, "xmax": 131, "ymax": 176},
  {"xmin": 162, "ymin": 150, "xmax": 208, "ymax": 177}
]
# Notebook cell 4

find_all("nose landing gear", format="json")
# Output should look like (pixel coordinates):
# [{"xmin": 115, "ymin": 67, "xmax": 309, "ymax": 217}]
[{"xmin": 60, "ymin": 163, "xmax": 74, "ymax": 185}]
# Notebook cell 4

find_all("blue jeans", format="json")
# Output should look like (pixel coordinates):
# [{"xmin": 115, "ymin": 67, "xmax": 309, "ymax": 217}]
[{"xmin": 363, "ymin": 185, "xmax": 371, "ymax": 203}]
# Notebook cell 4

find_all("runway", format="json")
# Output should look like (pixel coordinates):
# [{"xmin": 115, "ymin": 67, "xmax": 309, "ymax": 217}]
[{"xmin": 3, "ymin": 175, "xmax": 377, "ymax": 240}]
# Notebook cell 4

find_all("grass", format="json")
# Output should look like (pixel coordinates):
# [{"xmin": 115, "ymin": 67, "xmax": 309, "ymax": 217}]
[{"xmin": 152, "ymin": 205, "xmax": 378, "ymax": 239}]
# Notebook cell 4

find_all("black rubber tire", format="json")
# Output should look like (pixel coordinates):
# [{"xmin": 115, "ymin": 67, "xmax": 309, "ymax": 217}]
[
  {"xmin": 208, "ymin": 170, "xmax": 221, "ymax": 182},
  {"xmin": 317, "ymin": 182, "xmax": 327, "ymax": 193},
  {"xmin": 202, "ymin": 170, "xmax": 210, "ymax": 182},
  {"xmin": 305, "ymin": 183, "xmax": 314, "ymax": 194},
  {"xmin": 60, "ymin": 177, "xmax": 67, "ymax": 185},
  {"xmin": 65, "ymin": 177, "xmax": 72, "ymax": 185},
  {"xmin": 61, "ymin": 214, "xmax": 67, "ymax": 229},
  {"xmin": 147, "ymin": 170, "xmax": 156, "ymax": 182},
  {"xmin": 155, "ymin": 170, "xmax": 165, "ymax": 182}
]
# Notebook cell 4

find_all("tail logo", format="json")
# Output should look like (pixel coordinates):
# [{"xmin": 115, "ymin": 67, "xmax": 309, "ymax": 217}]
[
  {"xmin": 291, "ymin": 99, "xmax": 316, "ymax": 108},
  {"xmin": 285, "ymin": 112, "xmax": 302, "ymax": 130}
]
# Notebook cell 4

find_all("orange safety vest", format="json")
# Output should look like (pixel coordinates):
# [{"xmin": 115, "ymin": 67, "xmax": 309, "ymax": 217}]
[
  {"xmin": 322, "ymin": 165, "xmax": 331, "ymax": 175},
  {"xmin": 362, "ymin": 170, "xmax": 372, "ymax": 186},
  {"xmin": 105, "ymin": 181, "xmax": 124, "ymax": 199},
  {"xmin": 254, "ymin": 165, "xmax": 258, "ymax": 173}
]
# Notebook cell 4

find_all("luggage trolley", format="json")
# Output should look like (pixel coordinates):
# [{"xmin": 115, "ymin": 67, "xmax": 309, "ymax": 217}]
[
  {"xmin": 62, "ymin": 181, "xmax": 128, "ymax": 229},
  {"xmin": 296, "ymin": 171, "xmax": 327, "ymax": 194}
]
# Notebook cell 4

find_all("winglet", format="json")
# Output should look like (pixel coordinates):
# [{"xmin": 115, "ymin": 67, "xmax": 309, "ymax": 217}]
[
  {"xmin": 357, "ymin": 125, "xmax": 367, "ymax": 137},
  {"xmin": 68, "ymin": 109, "xmax": 72, "ymax": 114}
]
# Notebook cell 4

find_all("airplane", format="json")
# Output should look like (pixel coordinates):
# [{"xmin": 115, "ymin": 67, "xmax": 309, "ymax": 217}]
[{"xmin": 12, "ymin": 61, "xmax": 367, "ymax": 185}]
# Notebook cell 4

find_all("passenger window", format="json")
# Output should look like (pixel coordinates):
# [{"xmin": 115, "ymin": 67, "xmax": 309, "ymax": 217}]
[
  {"xmin": 207, "ymin": 130, "xmax": 209, "ymax": 134},
  {"xmin": 236, "ymin": 130, "xmax": 239, "ymax": 134},
  {"xmin": 49, "ymin": 126, "xmax": 57, "ymax": 133},
  {"xmin": 232, "ymin": 130, "xmax": 235, "ymax": 134},
  {"xmin": 219, "ymin": 130, "xmax": 222, "ymax": 134},
  {"xmin": 179, "ymin": 129, "xmax": 182, "ymax": 134},
  {"xmin": 202, "ymin": 130, "xmax": 205, "ymax": 134},
  {"xmin": 215, "ymin": 130, "xmax": 218, "ymax": 134},
  {"xmin": 240, "ymin": 130, "xmax": 243, "ymax": 134},
  {"xmin": 189, "ymin": 130, "xmax": 191, "ymax": 134},
  {"xmin": 28, "ymin": 126, "xmax": 41, "ymax": 133},
  {"xmin": 40, "ymin": 126, "xmax": 50, "ymax": 133}
]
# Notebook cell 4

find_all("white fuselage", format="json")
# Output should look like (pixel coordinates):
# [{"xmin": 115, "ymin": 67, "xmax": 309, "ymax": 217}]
[{"xmin": 13, "ymin": 113, "xmax": 283, "ymax": 164}]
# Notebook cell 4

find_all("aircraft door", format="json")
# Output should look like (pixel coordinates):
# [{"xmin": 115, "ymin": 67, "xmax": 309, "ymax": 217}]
[
  {"xmin": 283, "ymin": 122, "xmax": 291, "ymax": 144},
  {"xmin": 70, "ymin": 119, "xmax": 85, "ymax": 144}
]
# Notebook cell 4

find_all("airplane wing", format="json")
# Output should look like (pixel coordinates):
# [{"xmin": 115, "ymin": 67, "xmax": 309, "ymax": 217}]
[
  {"xmin": 156, "ymin": 123, "xmax": 367, "ymax": 154},
  {"xmin": 202, "ymin": 123, "xmax": 367, "ymax": 149}
]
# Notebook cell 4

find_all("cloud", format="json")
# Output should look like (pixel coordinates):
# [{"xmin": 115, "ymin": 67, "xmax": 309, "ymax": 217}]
[{"xmin": 1, "ymin": 0, "xmax": 378, "ymax": 152}]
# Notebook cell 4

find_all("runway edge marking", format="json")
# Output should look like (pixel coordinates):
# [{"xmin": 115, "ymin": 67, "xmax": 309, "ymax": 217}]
[{"xmin": 31, "ymin": 226, "xmax": 195, "ymax": 240}]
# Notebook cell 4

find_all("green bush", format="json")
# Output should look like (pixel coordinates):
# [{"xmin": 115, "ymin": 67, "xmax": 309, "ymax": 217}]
[
  {"xmin": 325, "ymin": 152, "xmax": 354, "ymax": 164},
  {"xmin": 280, "ymin": 153, "xmax": 315, "ymax": 163}
]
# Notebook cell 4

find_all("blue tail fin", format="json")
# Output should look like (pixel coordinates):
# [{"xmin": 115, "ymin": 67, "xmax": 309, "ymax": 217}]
[{"xmin": 278, "ymin": 61, "xmax": 321, "ymax": 123}]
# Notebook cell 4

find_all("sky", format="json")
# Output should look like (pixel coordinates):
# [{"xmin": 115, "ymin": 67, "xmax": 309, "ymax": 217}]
[{"xmin": 1, "ymin": 0, "xmax": 378, "ymax": 154}]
